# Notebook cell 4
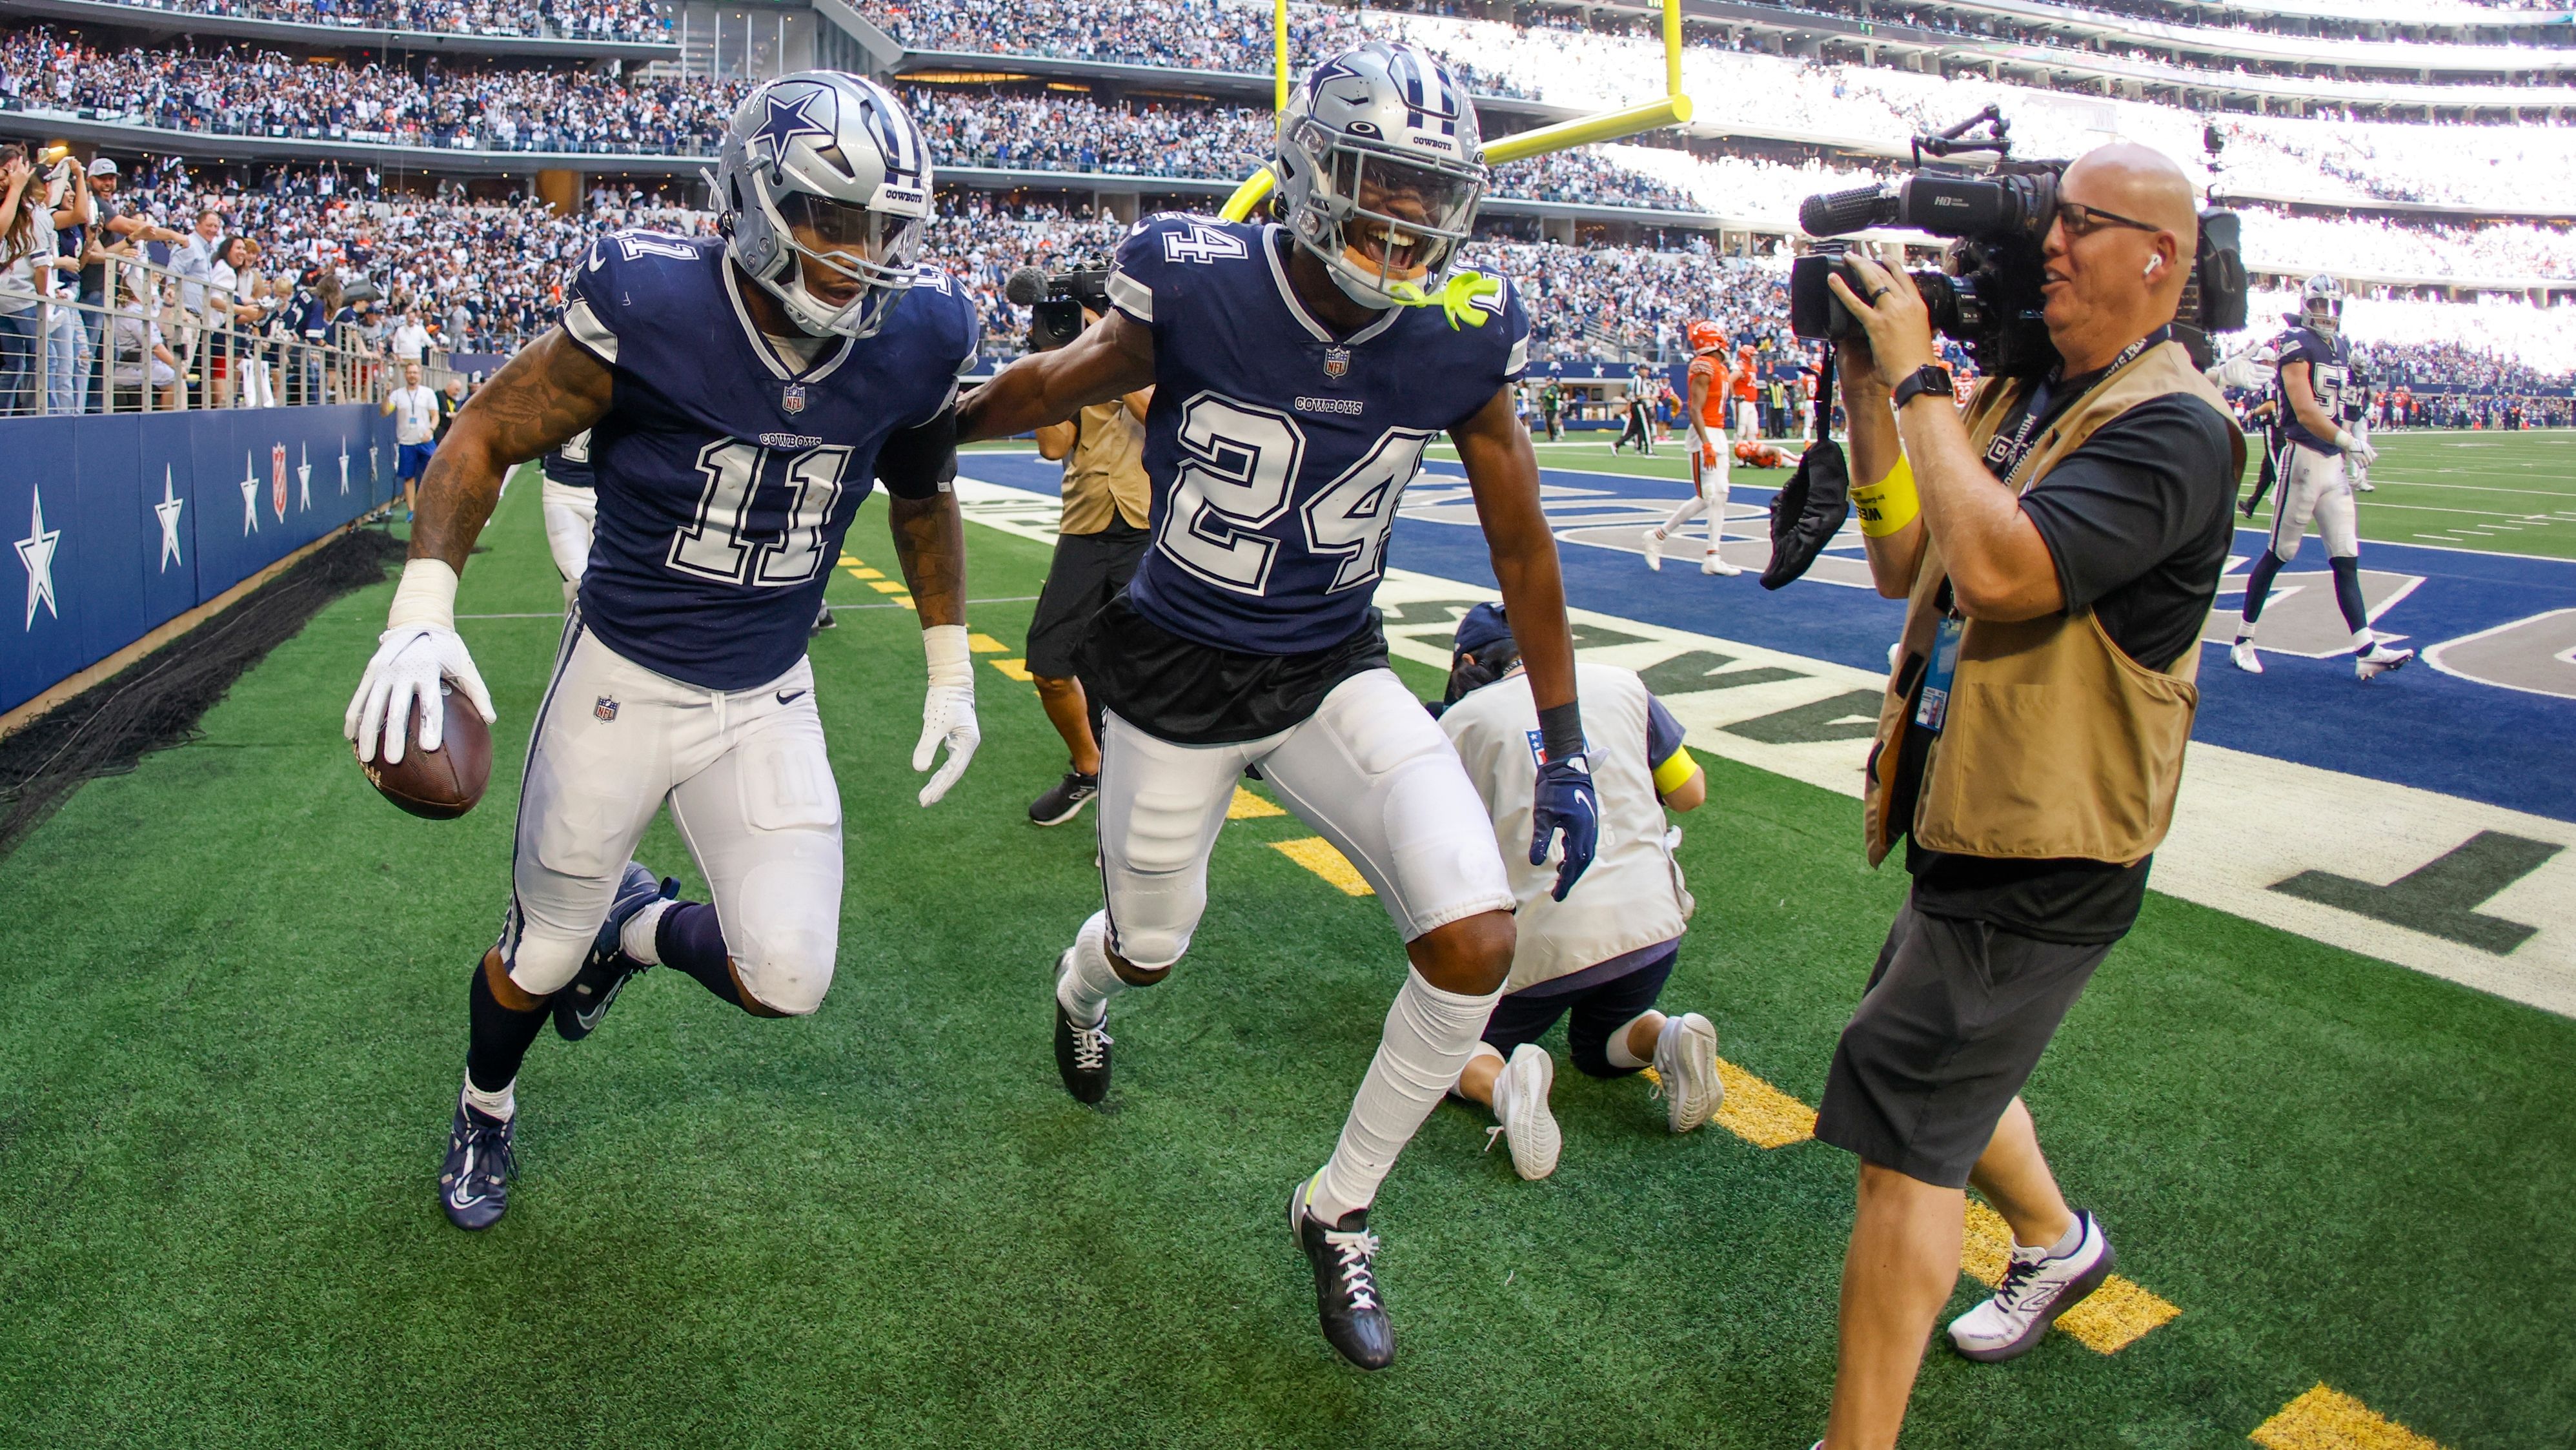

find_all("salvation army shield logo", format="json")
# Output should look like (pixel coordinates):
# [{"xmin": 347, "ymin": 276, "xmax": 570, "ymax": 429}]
[{"xmin": 269, "ymin": 444, "xmax": 289, "ymax": 520}]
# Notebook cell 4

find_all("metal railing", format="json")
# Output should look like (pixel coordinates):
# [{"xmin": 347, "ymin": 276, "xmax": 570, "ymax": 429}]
[{"xmin": 0, "ymin": 255, "xmax": 424, "ymax": 418}]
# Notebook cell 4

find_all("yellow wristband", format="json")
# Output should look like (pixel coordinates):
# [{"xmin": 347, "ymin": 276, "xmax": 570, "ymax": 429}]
[
  {"xmin": 1652, "ymin": 745, "xmax": 1699, "ymax": 797},
  {"xmin": 1849, "ymin": 454, "xmax": 1920, "ymax": 538}
]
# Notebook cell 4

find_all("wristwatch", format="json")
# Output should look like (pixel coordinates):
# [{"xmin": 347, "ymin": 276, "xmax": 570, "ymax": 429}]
[{"xmin": 1891, "ymin": 364, "xmax": 1954, "ymax": 412}]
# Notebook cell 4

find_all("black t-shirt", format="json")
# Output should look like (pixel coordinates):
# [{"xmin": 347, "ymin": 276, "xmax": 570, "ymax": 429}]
[{"xmin": 1897, "ymin": 373, "xmax": 2238, "ymax": 944}]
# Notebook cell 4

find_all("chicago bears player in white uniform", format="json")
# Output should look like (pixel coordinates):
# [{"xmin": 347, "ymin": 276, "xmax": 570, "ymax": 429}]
[
  {"xmin": 2229, "ymin": 275, "xmax": 2412, "ymax": 681},
  {"xmin": 345, "ymin": 72, "xmax": 982, "ymax": 1230},
  {"xmin": 960, "ymin": 42, "xmax": 1600, "ymax": 1370}
]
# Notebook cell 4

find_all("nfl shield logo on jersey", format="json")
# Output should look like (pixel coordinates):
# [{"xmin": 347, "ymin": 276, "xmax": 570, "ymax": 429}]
[
  {"xmin": 782, "ymin": 383, "xmax": 807, "ymax": 414},
  {"xmin": 1323, "ymin": 347, "xmax": 1351, "ymax": 380},
  {"xmin": 594, "ymin": 696, "xmax": 620, "ymax": 722}
]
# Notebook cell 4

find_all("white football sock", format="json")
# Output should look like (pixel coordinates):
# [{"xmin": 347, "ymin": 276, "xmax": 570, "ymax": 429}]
[
  {"xmin": 1055, "ymin": 911, "xmax": 1128, "ymax": 1025},
  {"xmin": 1604, "ymin": 1012, "xmax": 1658, "ymax": 1070},
  {"xmin": 620, "ymin": 898, "xmax": 673, "ymax": 965},
  {"xmin": 2235, "ymin": 619, "xmax": 2258, "ymax": 641},
  {"xmin": 2351, "ymin": 626, "xmax": 2377, "ymax": 653},
  {"xmin": 1308, "ymin": 968, "xmax": 1505, "ymax": 1225},
  {"xmin": 461, "ymin": 1074, "xmax": 516, "ymax": 1123}
]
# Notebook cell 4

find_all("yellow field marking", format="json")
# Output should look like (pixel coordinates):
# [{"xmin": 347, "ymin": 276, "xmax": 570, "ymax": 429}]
[
  {"xmin": 1960, "ymin": 1200, "xmax": 2180, "ymax": 1353},
  {"xmin": 1712, "ymin": 1059, "xmax": 1817, "ymax": 1148},
  {"xmin": 891, "ymin": 595, "xmax": 915, "ymax": 610},
  {"xmin": 989, "ymin": 658, "xmax": 1034, "ymax": 682},
  {"xmin": 2251, "ymin": 1385, "xmax": 2446, "ymax": 1450},
  {"xmin": 1272, "ymin": 837, "xmax": 1374, "ymax": 895},
  {"xmin": 967, "ymin": 632, "xmax": 1011, "ymax": 653},
  {"xmin": 1228, "ymin": 786, "xmax": 1286, "ymax": 819},
  {"xmin": 846, "ymin": 566, "xmax": 885, "ymax": 579},
  {"xmin": 868, "ymin": 580, "xmax": 909, "ymax": 594}
]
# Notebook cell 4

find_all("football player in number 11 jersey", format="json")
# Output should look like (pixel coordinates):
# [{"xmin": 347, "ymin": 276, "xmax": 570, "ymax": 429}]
[
  {"xmin": 344, "ymin": 72, "xmax": 982, "ymax": 1232},
  {"xmin": 959, "ymin": 41, "xmax": 1601, "ymax": 1371}
]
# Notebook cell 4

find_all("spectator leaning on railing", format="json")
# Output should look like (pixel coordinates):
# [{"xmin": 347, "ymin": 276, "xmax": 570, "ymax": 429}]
[{"xmin": 0, "ymin": 145, "xmax": 49, "ymax": 417}]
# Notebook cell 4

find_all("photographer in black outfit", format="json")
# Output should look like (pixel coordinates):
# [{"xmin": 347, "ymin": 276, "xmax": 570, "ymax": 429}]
[{"xmin": 1809, "ymin": 142, "xmax": 2242, "ymax": 1449}]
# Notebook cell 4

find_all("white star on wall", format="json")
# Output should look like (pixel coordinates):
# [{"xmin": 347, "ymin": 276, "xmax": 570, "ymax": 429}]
[
  {"xmin": 298, "ymin": 444, "xmax": 313, "ymax": 512},
  {"xmin": 338, "ymin": 439, "xmax": 351, "ymax": 496},
  {"xmin": 17, "ymin": 486, "xmax": 61, "ymax": 629},
  {"xmin": 157, "ymin": 467, "xmax": 186, "ymax": 573},
  {"xmin": 240, "ymin": 451, "xmax": 260, "ymax": 535}
]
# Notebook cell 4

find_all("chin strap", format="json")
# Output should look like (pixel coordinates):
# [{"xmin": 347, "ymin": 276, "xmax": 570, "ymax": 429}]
[{"xmin": 1385, "ymin": 270, "xmax": 1501, "ymax": 330}]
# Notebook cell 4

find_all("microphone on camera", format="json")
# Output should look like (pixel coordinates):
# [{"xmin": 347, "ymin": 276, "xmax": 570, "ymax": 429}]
[
  {"xmin": 1799, "ymin": 183, "xmax": 1897, "ymax": 240},
  {"xmin": 1003, "ymin": 266, "xmax": 1048, "ymax": 307}
]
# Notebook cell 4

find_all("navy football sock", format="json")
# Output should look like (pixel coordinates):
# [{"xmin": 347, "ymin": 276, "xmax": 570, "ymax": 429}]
[
  {"xmin": 2240, "ymin": 550, "xmax": 2289, "ymax": 627},
  {"xmin": 656, "ymin": 902, "xmax": 751, "ymax": 1010},
  {"xmin": 466, "ymin": 958, "xmax": 549, "ymax": 1094},
  {"xmin": 2329, "ymin": 555, "xmax": 2369, "ymax": 635}
]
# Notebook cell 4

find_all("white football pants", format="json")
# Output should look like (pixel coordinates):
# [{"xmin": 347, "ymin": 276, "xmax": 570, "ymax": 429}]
[
  {"xmin": 501, "ymin": 617, "xmax": 843, "ymax": 1012},
  {"xmin": 1097, "ymin": 669, "xmax": 1514, "ymax": 970},
  {"xmin": 1655, "ymin": 440, "xmax": 1729, "ymax": 544},
  {"xmin": 1733, "ymin": 400, "xmax": 1760, "ymax": 442},
  {"xmin": 2269, "ymin": 444, "xmax": 2359, "ymax": 561},
  {"xmin": 541, "ymin": 478, "xmax": 596, "ymax": 602}
]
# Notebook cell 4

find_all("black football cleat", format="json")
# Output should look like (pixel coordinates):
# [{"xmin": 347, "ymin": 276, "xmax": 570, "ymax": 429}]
[
  {"xmin": 1290, "ymin": 1181, "xmax": 1395, "ymax": 1370},
  {"xmin": 1051, "ymin": 951, "xmax": 1113, "ymax": 1104},
  {"xmin": 440, "ymin": 1100, "xmax": 517, "ymax": 1230},
  {"xmin": 554, "ymin": 865, "xmax": 676, "ymax": 1042},
  {"xmin": 1028, "ymin": 770, "xmax": 1100, "ymax": 827},
  {"xmin": 811, "ymin": 602, "xmax": 838, "ymax": 633}
]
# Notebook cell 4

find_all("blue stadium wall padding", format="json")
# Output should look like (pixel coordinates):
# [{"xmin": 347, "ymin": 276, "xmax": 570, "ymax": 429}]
[{"xmin": 1, "ymin": 404, "xmax": 396, "ymax": 717}]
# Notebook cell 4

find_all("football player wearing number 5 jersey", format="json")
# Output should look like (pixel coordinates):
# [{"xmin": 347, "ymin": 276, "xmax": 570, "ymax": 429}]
[
  {"xmin": 959, "ymin": 41, "xmax": 1600, "ymax": 1371},
  {"xmin": 342, "ymin": 72, "xmax": 982, "ymax": 1232}
]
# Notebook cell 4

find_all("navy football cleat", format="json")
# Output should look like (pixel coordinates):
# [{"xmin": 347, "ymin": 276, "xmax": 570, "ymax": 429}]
[
  {"xmin": 554, "ymin": 864, "xmax": 676, "ymax": 1042},
  {"xmin": 440, "ymin": 1100, "xmax": 517, "ymax": 1230},
  {"xmin": 1051, "ymin": 952, "xmax": 1113, "ymax": 1104},
  {"xmin": 1290, "ymin": 1179, "xmax": 1395, "ymax": 1370}
]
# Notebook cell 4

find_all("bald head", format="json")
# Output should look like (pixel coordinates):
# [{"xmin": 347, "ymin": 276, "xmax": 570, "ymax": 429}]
[{"xmin": 2062, "ymin": 141, "xmax": 2199, "ymax": 263}]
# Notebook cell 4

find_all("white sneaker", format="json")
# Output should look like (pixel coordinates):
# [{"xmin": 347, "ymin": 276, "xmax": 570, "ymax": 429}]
[
  {"xmin": 1650, "ymin": 1012, "xmax": 1723, "ymax": 1134},
  {"xmin": 1701, "ymin": 551, "xmax": 1742, "ymax": 577},
  {"xmin": 1641, "ymin": 528, "xmax": 1665, "ymax": 572},
  {"xmin": 2229, "ymin": 638, "xmax": 2262, "ymax": 675},
  {"xmin": 1947, "ymin": 1210, "xmax": 2115, "ymax": 1362},
  {"xmin": 1485, "ymin": 1043, "xmax": 1561, "ymax": 1181},
  {"xmin": 2353, "ymin": 477, "xmax": 2375, "ymax": 493},
  {"xmin": 2356, "ymin": 641, "xmax": 2413, "ymax": 680}
]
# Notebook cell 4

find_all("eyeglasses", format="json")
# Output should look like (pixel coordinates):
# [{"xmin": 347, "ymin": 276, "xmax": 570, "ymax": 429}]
[{"xmin": 2053, "ymin": 201, "xmax": 2164, "ymax": 240}]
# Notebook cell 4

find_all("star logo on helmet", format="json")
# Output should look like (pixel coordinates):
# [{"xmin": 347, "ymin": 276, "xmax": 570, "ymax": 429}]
[{"xmin": 747, "ymin": 85, "xmax": 837, "ymax": 184}]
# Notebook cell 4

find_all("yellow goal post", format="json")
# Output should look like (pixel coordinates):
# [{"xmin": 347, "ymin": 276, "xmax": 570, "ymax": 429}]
[{"xmin": 1222, "ymin": 0, "xmax": 1693, "ymax": 222}]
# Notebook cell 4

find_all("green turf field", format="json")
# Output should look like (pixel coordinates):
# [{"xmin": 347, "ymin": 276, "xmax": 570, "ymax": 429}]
[
  {"xmin": 1, "ymin": 467, "xmax": 2569, "ymax": 1447},
  {"xmin": 1447, "ymin": 429, "xmax": 2576, "ymax": 560}
]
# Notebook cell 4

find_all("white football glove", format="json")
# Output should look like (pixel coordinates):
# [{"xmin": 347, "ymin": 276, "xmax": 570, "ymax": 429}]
[
  {"xmin": 346, "ymin": 624, "xmax": 494, "ymax": 764},
  {"xmin": 2349, "ymin": 436, "xmax": 2379, "ymax": 467},
  {"xmin": 345, "ymin": 558, "xmax": 496, "ymax": 764},
  {"xmin": 913, "ymin": 624, "xmax": 980, "ymax": 807}
]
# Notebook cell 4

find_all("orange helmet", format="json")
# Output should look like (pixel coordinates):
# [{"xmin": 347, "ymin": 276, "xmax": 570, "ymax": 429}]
[{"xmin": 1686, "ymin": 319, "xmax": 1725, "ymax": 354}]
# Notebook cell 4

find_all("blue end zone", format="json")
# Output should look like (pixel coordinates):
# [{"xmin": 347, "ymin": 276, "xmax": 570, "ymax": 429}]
[{"xmin": 963, "ymin": 452, "xmax": 2576, "ymax": 823}]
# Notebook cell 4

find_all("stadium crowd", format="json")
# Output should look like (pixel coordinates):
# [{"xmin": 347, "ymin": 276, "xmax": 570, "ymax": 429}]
[
  {"xmin": 75, "ymin": 0, "xmax": 666, "ymax": 41},
  {"xmin": 0, "ymin": 27, "xmax": 750, "ymax": 156},
  {"xmin": 6, "ymin": 148, "xmax": 2567, "ymax": 417}
]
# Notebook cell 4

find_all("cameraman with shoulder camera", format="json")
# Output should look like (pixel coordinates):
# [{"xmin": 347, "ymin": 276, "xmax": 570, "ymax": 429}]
[
  {"xmin": 1020, "ymin": 295, "xmax": 1153, "ymax": 828},
  {"xmin": 1810, "ymin": 143, "xmax": 2242, "ymax": 1450}
]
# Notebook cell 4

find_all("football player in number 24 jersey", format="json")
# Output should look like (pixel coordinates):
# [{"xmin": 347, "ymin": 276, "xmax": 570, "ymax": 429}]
[
  {"xmin": 960, "ymin": 41, "xmax": 1603, "ymax": 1371},
  {"xmin": 344, "ymin": 72, "xmax": 982, "ymax": 1232}
]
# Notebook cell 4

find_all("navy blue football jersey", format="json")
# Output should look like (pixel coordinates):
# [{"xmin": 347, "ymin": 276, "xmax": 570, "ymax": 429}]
[
  {"xmin": 2273, "ymin": 325, "xmax": 2349, "ymax": 454},
  {"xmin": 541, "ymin": 428, "xmax": 595, "ymax": 489},
  {"xmin": 560, "ymin": 232, "xmax": 977, "ymax": 689},
  {"xmin": 1105, "ymin": 216, "xmax": 1529, "ymax": 655}
]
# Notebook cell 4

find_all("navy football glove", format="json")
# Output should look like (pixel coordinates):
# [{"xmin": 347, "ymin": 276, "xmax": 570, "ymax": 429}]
[{"xmin": 1530, "ymin": 752, "xmax": 1600, "ymax": 901}]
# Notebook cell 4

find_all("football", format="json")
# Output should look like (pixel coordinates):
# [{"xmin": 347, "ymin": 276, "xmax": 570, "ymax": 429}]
[{"xmin": 358, "ymin": 681, "xmax": 492, "ymax": 819}]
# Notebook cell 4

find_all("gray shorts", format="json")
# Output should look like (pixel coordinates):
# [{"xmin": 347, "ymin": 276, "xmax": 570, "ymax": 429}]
[{"xmin": 1814, "ymin": 900, "xmax": 2110, "ymax": 1189}]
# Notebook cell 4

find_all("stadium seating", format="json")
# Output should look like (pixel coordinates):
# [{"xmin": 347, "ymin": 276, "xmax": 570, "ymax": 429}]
[{"xmin": 73, "ymin": 0, "xmax": 667, "ymax": 41}]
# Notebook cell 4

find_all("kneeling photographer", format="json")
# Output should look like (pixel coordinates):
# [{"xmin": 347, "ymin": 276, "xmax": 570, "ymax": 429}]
[
  {"xmin": 1803, "ymin": 141, "xmax": 2244, "ymax": 1449},
  {"xmin": 1007, "ymin": 263, "xmax": 1154, "ymax": 827}
]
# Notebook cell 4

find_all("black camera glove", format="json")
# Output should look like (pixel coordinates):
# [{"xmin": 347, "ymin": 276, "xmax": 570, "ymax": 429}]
[{"xmin": 1762, "ymin": 362, "xmax": 1852, "ymax": 590}]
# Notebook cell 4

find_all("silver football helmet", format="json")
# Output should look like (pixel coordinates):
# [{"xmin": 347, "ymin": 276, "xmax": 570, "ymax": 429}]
[
  {"xmin": 1273, "ymin": 42, "xmax": 1489, "ymax": 311},
  {"xmin": 2300, "ymin": 273, "xmax": 2344, "ymax": 336},
  {"xmin": 713, "ymin": 71, "xmax": 932, "ymax": 339}
]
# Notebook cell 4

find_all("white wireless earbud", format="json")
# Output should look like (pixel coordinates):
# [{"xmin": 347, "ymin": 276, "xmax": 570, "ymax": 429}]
[{"xmin": 2144, "ymin": 256, "xmax": 2162, "ymax": 278}]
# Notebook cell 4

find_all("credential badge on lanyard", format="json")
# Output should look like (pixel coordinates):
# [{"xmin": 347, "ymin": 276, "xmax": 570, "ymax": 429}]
[{"xmin": 1915, "ymin": 614, "xmax": 1964, "ymax": 736}]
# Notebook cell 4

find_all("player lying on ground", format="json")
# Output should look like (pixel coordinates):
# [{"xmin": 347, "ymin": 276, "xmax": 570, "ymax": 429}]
[
  {"xmin": 2229, "ymin": 274, "xmax": 2412, "ymax": 682},
  {"xmin": 1432, "ymin": 604, "xmax": 1721, "ymax": 1182},
  {"xmin": 1643, "ymin": 318, "xmax": 1743, "ymax": 577},
  {"xmin": 957, "ymin": 41, "xmax": 1601, "ymax": 1371},
  {"xmin": 343, "ymin": 72, "xmax": 981, "ymax": 1231}
]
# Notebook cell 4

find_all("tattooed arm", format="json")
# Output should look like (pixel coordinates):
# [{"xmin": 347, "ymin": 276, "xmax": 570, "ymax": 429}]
[
  {"xmin": 885, "ymin": 489, "xmax": 966, "ymax": 629},
  {"xmin": 411, "ymin": 327, "xmax": 614, "ymax": 572}
]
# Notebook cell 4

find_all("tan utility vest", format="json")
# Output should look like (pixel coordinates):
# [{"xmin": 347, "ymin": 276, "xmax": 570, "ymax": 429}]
[{"xmin": 1862, "ymin": 340, "xmax": 2246, "ymax": 869}]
